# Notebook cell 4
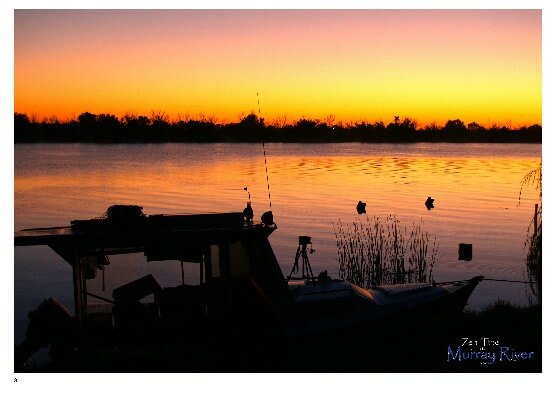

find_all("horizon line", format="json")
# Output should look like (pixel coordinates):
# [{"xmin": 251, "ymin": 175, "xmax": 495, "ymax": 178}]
[{"xmin": 14, "ymin": 111, "xmax": 541, "ymax": 130}]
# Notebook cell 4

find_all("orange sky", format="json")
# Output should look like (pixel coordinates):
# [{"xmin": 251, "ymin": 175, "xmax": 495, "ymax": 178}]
[{"xmin": 14, "ymin": 9, "xmax": 541, "ymax": 127}]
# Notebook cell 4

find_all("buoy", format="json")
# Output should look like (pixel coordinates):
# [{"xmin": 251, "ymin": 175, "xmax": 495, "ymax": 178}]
[
  {"xmin": 425, "ymin": 196, "xmax": 435, "ymax": 210},
  {"xmin": 458, "ymin": 243, "xmax": 473, "ymax": 261},
  {"xmin": 356, "ymin": 201, "xmax": 366, "ymax": 214}
]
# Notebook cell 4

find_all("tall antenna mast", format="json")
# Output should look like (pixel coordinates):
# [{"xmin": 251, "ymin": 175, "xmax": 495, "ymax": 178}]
[{"xmin": 258, "ymin": 92, "xmax": 272, "ymax": 210}]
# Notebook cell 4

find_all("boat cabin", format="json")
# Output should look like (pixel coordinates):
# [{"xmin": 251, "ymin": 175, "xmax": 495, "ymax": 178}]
[{"xmin": 15, "ymin": 210, "xmax": 292, "ymax": 351}]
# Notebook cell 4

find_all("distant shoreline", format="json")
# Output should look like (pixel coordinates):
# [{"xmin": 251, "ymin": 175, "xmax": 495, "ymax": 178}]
[{"xmin": 14, "ymin": 112, "xmax": 541, "ymax": 144}]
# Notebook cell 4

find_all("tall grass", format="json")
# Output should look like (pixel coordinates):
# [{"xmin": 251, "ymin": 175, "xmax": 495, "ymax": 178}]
[
  {"xmin": 524, "ymin": 211, "xmax": 541, "ymax": 304},
  {"xmin": 335, "ymin": 215, "xmax": 439, "ymax": 288},
  {"xmin": 518, "ymin": 163, "xmax": 542, "ymax": 304}
]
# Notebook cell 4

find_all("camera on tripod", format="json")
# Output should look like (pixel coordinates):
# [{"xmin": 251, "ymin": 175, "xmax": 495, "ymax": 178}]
[
  {"xmin": 288, "ymin": 235, "xmax": 316, "ymax": 281},
  {"xmin": 298, "ymin": 236, "xmax": 315, "ymax": 254}
]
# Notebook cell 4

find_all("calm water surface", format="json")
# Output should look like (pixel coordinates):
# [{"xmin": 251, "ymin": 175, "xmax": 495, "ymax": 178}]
[{"xmin": 14, "ymin": 143, "xmax": 541, "ymax": 343}]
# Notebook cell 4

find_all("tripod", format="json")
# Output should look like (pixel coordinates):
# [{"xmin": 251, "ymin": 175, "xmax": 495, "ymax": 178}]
[{"xmin": 287, "ymin": 236, "xmax": 315, "ymax": 281}]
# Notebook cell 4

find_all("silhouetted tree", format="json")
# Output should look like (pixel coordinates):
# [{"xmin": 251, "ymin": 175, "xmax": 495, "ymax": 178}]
[
  {"xmin": 296, "ymin": 118, "xmax": 320, "ymax": 129},
  {"xmin": 13, "ymin": 111, "xmax": 542, "ymax": 144},
  {"xmin": 373, "ymin": 121, "xmax": 385, "ymax": 131},
  {"xmin": 14, "ymin": 112, "xmax": 35, "ymax": 142},
  {"xmin": 197, "ymin": 113, "xmax": 218, "ymax": 124},
  {"xmin": 78, "ymin": 112, "xmax": 97, "ymax": 128},
  {"xmin": 97, "ymin": 113, "xmax": 120, "ymax": 130},
  {"xmin": 324, "ymin": 114, "xmax": 336, "ymax": 127},
  {"xmin": 485, "ymin": 124, "xmax": 498, "ymax": 132},
  {"xmin": 271, "ymin": 114, "xmax": 288, "ymax": 128},
  {"xmin": 526, "ymin": 124, "xmax": 542, "ymax": 134},
  {"xmin": 150, "ymin": 111, "xmax": 170, "ymax": 129},
  {"xmin": 76, "ymin": 112, "xmax": 99, "ymax": 140},
  {"xmin": 443, "ymin": 119, "xmax": 467, "ymax": 133},
  {"xmin": 15, "ymin": 112, "xmax": 30, "ymax": 128},
  {"xmin": 122, "ymin": 113, "xmax": 150, "ymax": 128},
  {"xmin": 239, "ymin": 113, "xmax": 263, "ymax": 127},
  {"xmin": 387, "ymin": 116, "xmax": 416, "ymax": 133},
  {"xmin": 400, "ymin": 117, "xmax": 417, "ymax": 131},
  {"xmin": 467, "ymin": 122, "xmax": 486, "ymax": 132},
  {"xmin": 137, "ymin": 116, "xmax": 150, "ymax": 128},
  {"xmin": 42, "ymin": 115, "xmax": 60, "ymax": 125},
  {"xmin": 423, "ymin": 122, "xmax": 441, "ymax": 132}
]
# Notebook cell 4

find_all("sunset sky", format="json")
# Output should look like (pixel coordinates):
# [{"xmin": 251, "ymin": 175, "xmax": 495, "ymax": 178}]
[{"xmin": 14, "ymin": 9, "xmax": 541, "ymax": 127}]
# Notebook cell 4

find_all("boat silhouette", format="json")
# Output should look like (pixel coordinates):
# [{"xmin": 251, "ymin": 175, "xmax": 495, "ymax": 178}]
[{"xmin": 15, "ymin": 205, "xmax": 482, "ymax": 371}]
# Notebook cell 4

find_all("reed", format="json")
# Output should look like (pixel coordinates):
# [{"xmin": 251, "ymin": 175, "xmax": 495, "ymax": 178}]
[
  {"xmin": 518, "ymin": 164, "xmax": 542, "ymax": 304},
  {"xmin": 335, "ymin": 215, "xmax": 439, "ymax": 288},
  {"xmin": 523, "ymin": 210, "xmax": 541, "ymax": 304}
]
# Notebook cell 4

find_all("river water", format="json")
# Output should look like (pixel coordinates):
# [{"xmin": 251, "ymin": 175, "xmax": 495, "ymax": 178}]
[{"xmin": 14, "ymin": 143, "xmax": 541, "ymax": 344}]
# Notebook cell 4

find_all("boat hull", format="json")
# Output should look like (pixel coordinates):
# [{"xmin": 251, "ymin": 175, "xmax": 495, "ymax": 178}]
[{"xmin": 288, "ymin": 276, "xmax": 484, "ymax": 337}]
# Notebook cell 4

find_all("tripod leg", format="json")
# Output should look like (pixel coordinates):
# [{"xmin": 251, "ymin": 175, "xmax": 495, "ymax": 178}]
[
  {"xmin": 300, "ymin": 250, "xmax": 314, "ymax": 281},
  {"xmin": 305, "ymin": 256, "xmax": 314, "ymax": 281},
  {"xmin": 288, "ymin": 246, "xmax": 301, "ymax": 279}
]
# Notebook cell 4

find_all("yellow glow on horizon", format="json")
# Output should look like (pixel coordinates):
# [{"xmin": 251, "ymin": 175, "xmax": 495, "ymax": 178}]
[{"xmin": 14, "ymin": 10, "xmax": 541, "ymax": 127}]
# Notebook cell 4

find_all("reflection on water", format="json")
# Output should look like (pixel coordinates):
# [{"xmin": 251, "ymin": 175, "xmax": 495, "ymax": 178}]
[{"xmin": 14, "ymin": 143, "xmax": 541, "ymax": 343}]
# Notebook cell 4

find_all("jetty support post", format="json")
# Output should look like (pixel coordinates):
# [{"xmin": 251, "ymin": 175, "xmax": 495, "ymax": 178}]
[{"xmin": 49, "ymin": 243, "xmax": 87, "ymax": 329}]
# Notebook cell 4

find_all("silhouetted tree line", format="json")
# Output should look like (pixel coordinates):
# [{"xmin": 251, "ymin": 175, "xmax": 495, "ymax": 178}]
[{"xmin": 14, "ymin": 112, "xmax": 541, "ymax": 143}]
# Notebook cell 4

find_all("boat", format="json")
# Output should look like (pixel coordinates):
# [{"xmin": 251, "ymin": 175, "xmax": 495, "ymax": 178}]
[
  {"xmin": 14, "ymin": 205, "xmax": 482, "ymax": 371},
  {"xmin": 288, "ymin": 276, "xmax": 482, "ymax": 336}
]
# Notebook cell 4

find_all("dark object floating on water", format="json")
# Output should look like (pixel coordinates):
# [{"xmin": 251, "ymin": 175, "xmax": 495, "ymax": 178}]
[
  {"xmin": 14, "ymin": 205, "xmax": 482, "ymax": 371},
  {"xmin": 458, "ymin": 243, "xmax": 473, "ymax": 261},
  {"xmin": 425, "ymin": 196, "xmax": 435, "ymax": 210},
  {"xmin": 356, "ymin": 201, "xmax": 367, "ymax": 214}
]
